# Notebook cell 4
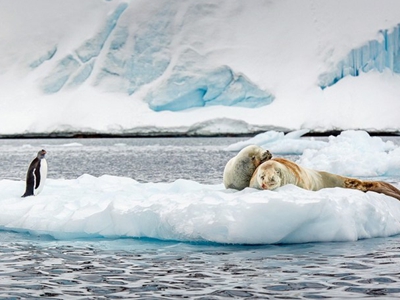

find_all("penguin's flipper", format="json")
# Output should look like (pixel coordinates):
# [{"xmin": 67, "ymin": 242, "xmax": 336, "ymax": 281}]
[
  {"xmin": 22, "ymin": 186, "xmax": 34, "ymax": 197},
  {"xmin": 34, "ymin": 164, "xmax": 41, "ymax": 190},
  {"xmin": 22, "ymin": 167, "xmax": 36, "ymax": 197}
]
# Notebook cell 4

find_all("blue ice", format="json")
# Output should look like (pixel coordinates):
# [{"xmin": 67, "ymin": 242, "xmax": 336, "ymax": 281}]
[
  {"xmin": 37, "ymin": 2, "xmax": 273, "ymax": 110},
  {"xmin": 41, "ymin": 3, "xmax": 128, "ymax": 94},
  {"xmin": 146, "ymin": 65, "xmax": 274, "ymax": 111},
  {"xmin": 29, "ymin": 46, "xmax": 57, "ymax": 69},
  {"xmin": 320, "ymin": 24, "xmax": 400, "ymax": 88}
]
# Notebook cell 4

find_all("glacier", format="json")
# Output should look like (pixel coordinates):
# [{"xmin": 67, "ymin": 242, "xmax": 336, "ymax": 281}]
[
  {"xmin": 41, "ymin": 3, "xmax": 128, "ymax": 94},
  {"xmin": 146, "ymin": 63, "xmax": 274, "ymax": 111},
  {"xmin": 1, "ymin": 0, "xmax": 400, "ymax": 136},
  {"xmin": 29, "ymin": 45, "xmax": 57, "ymax": 69},
  {"xmin": 39, "ymin": 2, "xmax": 274, "ymax": 110},
  {"xmin": 320, "ymin": 24, "xmax": 400, "ymax": 89}
]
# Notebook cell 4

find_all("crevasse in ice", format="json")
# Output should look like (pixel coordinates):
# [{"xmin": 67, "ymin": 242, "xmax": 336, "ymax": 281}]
[
  {"xmin": 38, "ymin": 2, "xmax": 273, "ymax": 110},
  {"xmin": 320, "ymin": 24, "xmax": 400, "ymax": 89}
]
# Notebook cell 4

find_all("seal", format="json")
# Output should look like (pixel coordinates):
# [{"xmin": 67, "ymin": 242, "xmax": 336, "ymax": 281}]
[
  {"xmin": 223, "ymin": 145, "xmax": 272, "ymax": 190},
  {"xmin": 250, "ymin": 157, "xmax": 400, "ymax": 201},
  {"xmin": 22, "ymin": 149, "xmax": 48, "ymax": 197}
]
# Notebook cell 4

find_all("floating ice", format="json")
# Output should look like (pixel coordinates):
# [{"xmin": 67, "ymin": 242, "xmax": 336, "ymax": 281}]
[
  {"xmin": 227, "ymin": 130, "xmax": 400, "ymax": 177},
  {"xmin": 58, "ymin": 142, "xmax": 84, "ymax": 147},
  {"xmin": 1, "ymin": 174, "xmax": 400, "ymax": 244},
  {"xmin": 225, "ymin": 129, "xmax": 327, "ymax": 154},
  {"xmin": 2, "ymin": 130, "xmax": 400, "ymax": 244},
  {"xmin": 298, "ymin": 131, "xmax": 400, "ymax": 177}
]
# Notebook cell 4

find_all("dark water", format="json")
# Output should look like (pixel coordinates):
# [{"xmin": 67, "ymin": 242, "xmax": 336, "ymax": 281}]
[
  {"xmin": 2, "ymin": 232, "xmax": 400, "ymax": 299},
  {"xmin": 0, "ymin": 137, "xmax": 245, "ymax": 184},
  {"xmin": 1, "ymin": 137, "xmax": 400, "ymax": 299}
]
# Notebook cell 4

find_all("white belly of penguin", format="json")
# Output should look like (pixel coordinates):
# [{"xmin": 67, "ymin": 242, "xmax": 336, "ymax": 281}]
[{"xmin": 34, "ymin": 159, "xmax": 47, "ymax": 195}]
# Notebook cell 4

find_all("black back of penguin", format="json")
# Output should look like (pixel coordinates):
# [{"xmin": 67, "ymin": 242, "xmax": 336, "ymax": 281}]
[{"xmin": 22, "ymin": 149, "xmax": 47, "ymax": 197}]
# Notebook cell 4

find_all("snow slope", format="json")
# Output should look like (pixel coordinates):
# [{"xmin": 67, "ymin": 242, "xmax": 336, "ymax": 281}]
[{"xmin": 1, "ymin": 0, "xmax": 400, "ymax": 136}]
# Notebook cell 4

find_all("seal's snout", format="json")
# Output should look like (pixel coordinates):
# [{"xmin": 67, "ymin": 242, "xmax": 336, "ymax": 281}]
[{"xmin": 261, "ymin": 150, "xmax": 272, "ymax": 163}]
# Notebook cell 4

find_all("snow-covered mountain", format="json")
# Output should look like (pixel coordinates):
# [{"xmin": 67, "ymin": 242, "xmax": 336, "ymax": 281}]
[{"xmin": 1, "ymin": 0, "xmax": 400, "ymax": 136}]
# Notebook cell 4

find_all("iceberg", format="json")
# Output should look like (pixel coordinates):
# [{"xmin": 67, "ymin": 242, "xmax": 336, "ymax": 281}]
[
  {"xmin": 1, "ymin": 175, "xmax": 400, "ymax": 244},
  {"xmin": 227, "ymin": 130, "xmax": 400, "ymax": 177},
  {"xmin": 225, "ymin": 129, "xmax": 327, "ymax": 154},
  {"xmin": 1, "ymin": 130, "xmax": 400, "ymax": 244},
  {"xmin": 298, "ymin": 130, "xmax": 400, "ymax": 177}
]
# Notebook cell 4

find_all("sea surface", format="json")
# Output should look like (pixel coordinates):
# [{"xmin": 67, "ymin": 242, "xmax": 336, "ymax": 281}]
[{"xmin": 1, "ymin": 137, "xmax": 400, "ymax": 299}]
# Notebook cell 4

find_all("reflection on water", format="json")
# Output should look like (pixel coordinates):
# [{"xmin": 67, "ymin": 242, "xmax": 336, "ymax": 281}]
[
  {"xmin": 2, "ymin": 231, "xmax": 400, "ymax": 299},
  {"xmin": 1, "ymin": 137, "xmax": 400, "ymax": 298}
]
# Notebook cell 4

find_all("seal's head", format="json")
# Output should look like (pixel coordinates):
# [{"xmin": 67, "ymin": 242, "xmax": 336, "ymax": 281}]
[
  {"xmin": 242, "ymin": 145, "xmax": 272, "ymax": 168},
  {"xmin": 256, "ymin": 161, "xmax": 282, "ymax": 190},
  {"xmin": 223, "ymin": 145, "xmax": 272, "ymax": 190}
]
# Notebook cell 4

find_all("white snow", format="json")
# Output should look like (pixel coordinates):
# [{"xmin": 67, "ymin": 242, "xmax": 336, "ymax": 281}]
[
  {"xmin": 225, "ymin": 129, "xmax": 328, "ymax": 154},
  {"xmin": 0, "ymin": 0, "xmax": 400, "ymax": 136},
  {"xmin": 298, "ymin": 131, "xmax": 400, "ymax": 177},
  {"xmin": 227, "ymin": 130, "xmax": 400, "ymax": 177},
  {"xmin": 1, "ymin": 174, "xmax": 400, "ymax": 244},
  {"xmin": 1, "ymin": 131, "xmax": 400, "ymax": 244},
  {"xmin": 1, "ymin": 0, "xmax": 400, "ymax": 244}
]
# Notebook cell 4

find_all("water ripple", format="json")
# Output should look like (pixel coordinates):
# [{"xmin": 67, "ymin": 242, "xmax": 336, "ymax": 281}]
[{"xmin": 1, "ymin": 236, "xmax": 400, "ymax": 299}]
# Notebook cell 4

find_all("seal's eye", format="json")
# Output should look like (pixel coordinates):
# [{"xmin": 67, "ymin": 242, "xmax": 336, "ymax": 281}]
[
  {"xmin": 251, "ymin": 156, "xmax": 255, "ymax": 160},
  {"xmin": 260, "ymin": 175, "xmax": 265, "ymax": 180}
]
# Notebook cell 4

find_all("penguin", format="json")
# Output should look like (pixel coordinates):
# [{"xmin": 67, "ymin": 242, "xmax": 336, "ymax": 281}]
[{"xmin": 22, "ymin": 149, "xmax": 48, "ymax": 197}]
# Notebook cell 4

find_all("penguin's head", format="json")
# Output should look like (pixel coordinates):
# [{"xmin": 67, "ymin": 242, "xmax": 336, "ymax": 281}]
[{"xmin": 37, "ymin": 149, "xmax": 47, "ymax": 159}]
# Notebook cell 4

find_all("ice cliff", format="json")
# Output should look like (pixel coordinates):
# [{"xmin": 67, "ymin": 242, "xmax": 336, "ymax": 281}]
[
  {"xmin": 320, "ymin": 24, "xmax": 400, "ymax": 89},
  {"xmin": 33, "ymin": 2, "xmax": 400, "ymax": 112}
]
